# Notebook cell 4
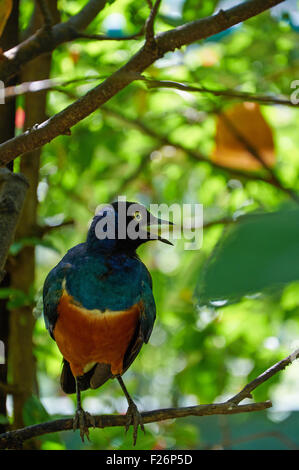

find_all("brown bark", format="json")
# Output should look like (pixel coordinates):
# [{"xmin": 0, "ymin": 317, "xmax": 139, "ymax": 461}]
[
  {"xmin": 0, "ymin": 0, "xmax": 109, "ymax": 83},
  {"xmin": 8, "ymin": 1, "xmax": 59, "ymax": 433},
  {"xmin": 0, "ymin": 0, "xmax": 20, "ymax": 434}
]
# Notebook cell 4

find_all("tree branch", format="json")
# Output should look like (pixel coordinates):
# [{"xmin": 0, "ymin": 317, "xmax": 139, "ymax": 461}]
[
  {"xmin": 0, "ymin": 169, "xmax": 29, "ymax": 283},
  {"xmin": 0, "ymin": 403, "xmax": 272, "ymax": 449},
  {"xmin": 1, "ymin": 347, "xmax": 298, "ymax": 449},
  {"xmin": 33, "ymin": 219, "xmax": 75, "ymax": 237},
  {"xmin": 227, "ymin": 348, "xmax": 299, "ymax": 406},
  {"xmin": 0, "ymin": 0, "xmax": 110, "ymax": 83},
  {"xmin": 142, "ymin": 78, "xmax": 299, "ymax": 108},
  {"xmin": 145, "ymin": 0, "xmax": 162, "ymax": 46},
  {"xmin": 0, "ymin": 0, "xmax": 285, "ymax": 166},
  {"xmin": 74, "ymin": 28, "xmax": 145, "ymax": 42},
  {"xmin": 36, "ymin": 0, "xmax": 53, "ymax": 29}
]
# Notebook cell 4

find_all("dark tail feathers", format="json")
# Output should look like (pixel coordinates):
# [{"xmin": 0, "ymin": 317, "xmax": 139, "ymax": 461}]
[
  {"xmin": 60, "ymin": 359, "xmax": 96, "ymax": 394},
  {"xmin": 60, "ymin": 359, "xmax": 112, "ymax": 394}
]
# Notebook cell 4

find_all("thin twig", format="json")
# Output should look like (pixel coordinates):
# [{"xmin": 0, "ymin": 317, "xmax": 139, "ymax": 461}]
[
  {"xmin": 142, "ymin": 78, "xmax": 299, "ymax": 108},
  {"xmin": 74, "ymin": 29, "xmax": 144, "ymax": 42},
  {"xmin": 36, "ymin": 0, "xmax": 53, "ymax": 29},
  {"xmin": 33, "ymin": 219, "xmax": 75, "ymax": 237},
  {"xmin": 227, "ymin": 349, "xmax": 299, "ymax": 406},
  {"xmin": 145, "ymin": 0, "xmax": 162, "ymax": 45},
  {"xmin": 3, "ymin": 76, "xmax": 102, "ymax": 99}
]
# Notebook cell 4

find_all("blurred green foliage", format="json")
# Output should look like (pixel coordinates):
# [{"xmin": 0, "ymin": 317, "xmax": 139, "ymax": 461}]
[
  {"xmin": 197, "ymin": 209, "xmax": 299, "ymax": 305},
  {"xmin": 5, "ymin": 0, "xmax": 299, "ymax": 450}
]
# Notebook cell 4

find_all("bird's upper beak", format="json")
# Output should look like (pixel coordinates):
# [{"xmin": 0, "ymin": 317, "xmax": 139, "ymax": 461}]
[{"xmin": 146, "ymin": 214, "xmax": 174, "ymax": 245}]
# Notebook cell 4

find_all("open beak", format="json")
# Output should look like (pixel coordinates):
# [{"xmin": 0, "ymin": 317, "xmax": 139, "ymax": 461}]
[{"xmin": 146, "ymin": 214, "xmax": 174, "ymax": 246}]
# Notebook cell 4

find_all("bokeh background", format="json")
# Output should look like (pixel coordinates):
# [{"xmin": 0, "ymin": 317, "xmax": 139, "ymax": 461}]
[{"xmin": 1, "ymin": 0, "xmax": 299, "ymax": 450}]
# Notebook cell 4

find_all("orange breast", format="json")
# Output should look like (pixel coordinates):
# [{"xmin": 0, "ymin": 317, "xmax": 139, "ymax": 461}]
[{"xmin": 54, "ymin": 292, "xmax": 141, "ymax": 377}]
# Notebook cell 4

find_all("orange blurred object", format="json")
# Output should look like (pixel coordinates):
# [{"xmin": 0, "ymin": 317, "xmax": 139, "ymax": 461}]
[
  {"xmin": 15, "ymin": 106, "xmax": 25, "ymax": 130},
  {"xmin": 0, "ymin": 0, "xmax": 13, "ymax": 38},
  {"xmin": 69, "ymin": 49, "xmax": 80, "ymax": 65},
  {"xmin": 211, "ymin": 102, "xmax": 275, "ymax": 171},
  {"xmin": 201, "ymin": 47, "xmax": 220, "ymax": 67}
]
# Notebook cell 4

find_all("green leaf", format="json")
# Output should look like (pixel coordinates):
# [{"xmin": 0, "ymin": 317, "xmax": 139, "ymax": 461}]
[
  {"xmin": 196, "ymin": 209, "xmax": 299, "ymax": 306},
  {"xmin": 0, "ymin": 414, "xmax": 9, "ymax": 425},
  {"xmin": 0, "ymin": 286, "xmax": 35, "ymax": 309},
  {"xmin": 23, "ymin": 395, "xmax": 50, "ymax": 426}
]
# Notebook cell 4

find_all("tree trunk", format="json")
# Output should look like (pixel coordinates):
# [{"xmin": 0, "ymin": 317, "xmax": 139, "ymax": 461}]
[
  {"xmin": 0, "ymin": 0, "xmax": 19, "ymax": 434},
  {"xmin": 9, "ymin": 1, "xmax": 59, "ymax": 432}
]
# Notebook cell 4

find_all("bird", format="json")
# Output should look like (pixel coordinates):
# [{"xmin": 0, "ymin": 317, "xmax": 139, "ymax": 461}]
[{"xmin": 43, "ymin": 200, "xmax": 173, "ymax": 444}]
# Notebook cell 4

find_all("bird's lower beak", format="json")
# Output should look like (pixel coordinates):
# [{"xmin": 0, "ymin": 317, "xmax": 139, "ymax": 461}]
[{"xmin": 146, "ymin": 215, "xmax": 174, "ymax": 245}]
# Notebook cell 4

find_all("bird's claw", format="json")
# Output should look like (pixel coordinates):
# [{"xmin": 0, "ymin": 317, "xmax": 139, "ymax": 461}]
[
  {"xmin": 125, "ymin": 401, "xmax": 145, "ymax": 446},
  {"xmin": 73, "ymin": 407, "xmax": 95, "ymax": 442}
]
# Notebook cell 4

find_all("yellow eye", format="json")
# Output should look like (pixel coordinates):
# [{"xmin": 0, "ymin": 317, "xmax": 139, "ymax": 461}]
[{"xmin": 134, "ymin": 211, "xmax": 142, "ymax": 221}]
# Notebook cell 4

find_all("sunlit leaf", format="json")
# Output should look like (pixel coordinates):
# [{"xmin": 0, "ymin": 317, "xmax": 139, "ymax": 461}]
[{"xmin": 211, "ymin": 103, "xmax": 275, "ymax": 171}]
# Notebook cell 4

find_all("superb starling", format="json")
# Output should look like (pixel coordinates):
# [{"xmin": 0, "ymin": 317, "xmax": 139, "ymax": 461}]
[{"xmin": 43, "ymin": 201, "xmax": 173, "ymax": 444}]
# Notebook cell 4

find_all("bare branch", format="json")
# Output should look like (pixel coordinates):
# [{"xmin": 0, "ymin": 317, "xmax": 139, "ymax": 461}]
[
  {"xmin": 227, "ymin": 349, "xmax": 299, "ymax": 406},
  {"xmin": 3, "ymin": 76, "xmax": 101, "ymax": 99},
  {"xmin": 145, "ymin": 0, "xmax": 162, "ymax": 46},
  {"xmin": 74, "ymin": 28, "xmax": 145, "ymax": 42},
  {"xmin": 142, "ymin": 78, "xmax": 299, "ymax": 108},
  {"xmin": 33, "ymin": 219, "xmax": 75, "ymax": 237},
  {"xmin": 4, "ymin": 74, "xmax": 296, "ymax": 111},
  {"xmin": 36, "ymin": 0, "xmax": 53, "ymax": 29},
  {"xmin": 0, "ymin": 402, "xmax": 272, "ymax": 449},
  {"xmin": 1, "ymin": 347, "xmax": 298, "ymax": 449}
]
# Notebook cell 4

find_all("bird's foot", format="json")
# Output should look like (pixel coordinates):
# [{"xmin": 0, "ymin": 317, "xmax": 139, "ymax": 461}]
[
  {"xmin": 125, "ymin": 400, "xmax": 145, "ymax": 446},
  {"xmin": 73, "ymin": 407, "xmax": 95, "ymax": 442}
]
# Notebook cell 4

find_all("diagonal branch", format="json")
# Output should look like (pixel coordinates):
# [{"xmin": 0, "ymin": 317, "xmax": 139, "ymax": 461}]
[
  {"xmin": 0, "ymin": 0, "xmax": 286, "ymax": 166},
  {"xmin": 227, "ymin": 349, "xmax": 299, "ymax": 406},
  {"xmin": 0, "ymin": 347, "xmax": 298, "ymax": 449}
]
